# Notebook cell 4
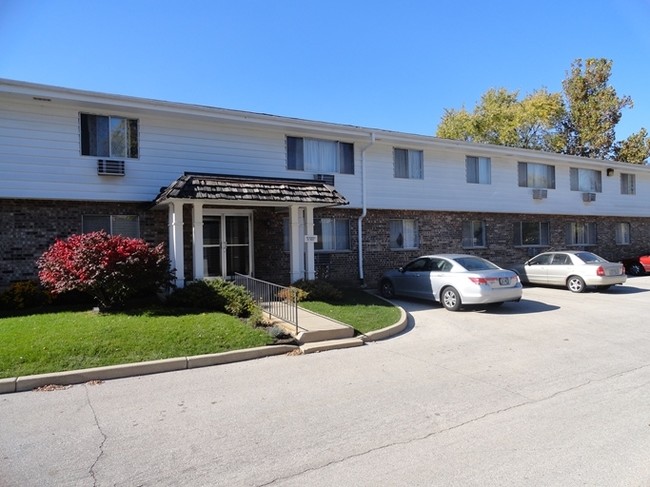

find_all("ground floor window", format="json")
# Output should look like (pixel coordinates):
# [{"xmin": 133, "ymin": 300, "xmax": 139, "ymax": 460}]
[
  {"xmin": 390, "ymin": 219, "xmax": 419, "ymax": 249},
  {"xmin": 513, "ymin": 221, "xmax": 550, "ymax": 246},
  {"xmin": 615, "ymin": 222, "xmax": 631, "ymax": 245},
  {"xmin": 203, "ymin": 214, "xmax": 251, "ymax": 278},
  {"xmin": 565, "ymin": 222, "xmax": 597, "ymax": 246},
  {"xmin": 462, "ymin": 220, "xmax": 486, "ymax": 248},
  {"xmin": 82, "ymin": 215, "xmax": 139, "ymax": 238},
  {"xmin": 315, "ymin": 218, "xmax": 350, "ymax": 251}
]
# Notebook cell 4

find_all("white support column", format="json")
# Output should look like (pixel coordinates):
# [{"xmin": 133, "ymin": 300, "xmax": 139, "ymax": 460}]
[
  {"xmin": 192, "ymin": 202, "xmax": 204, "ymax": 281},
  {"xmin": 168, "ymin": 201, "xmax": 185, "ymax": 288},
  {"xmin": 304, "ymin": 206, "xmax": 315, "ymax": 281},
  {"xmin": 289, "ymin": 205, "xmax": 303, "ymax": 283}
]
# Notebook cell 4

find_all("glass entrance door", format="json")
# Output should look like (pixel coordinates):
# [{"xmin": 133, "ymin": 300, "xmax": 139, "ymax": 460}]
[{"xmin": 203, "ymin": 214, "xmax": 251, "ymax": 278}]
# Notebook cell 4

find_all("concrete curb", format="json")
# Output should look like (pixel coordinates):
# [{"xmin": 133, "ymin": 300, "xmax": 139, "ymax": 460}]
[
  {"xmin": 1, "ymin": 345, "xmax": 298, "ymax": 394},
  {"xmin": 359, "ymin": 306, "xmax": 409, "ymax": 342}
]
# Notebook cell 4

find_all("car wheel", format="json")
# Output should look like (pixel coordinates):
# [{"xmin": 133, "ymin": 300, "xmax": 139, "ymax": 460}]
[
  {"xmin": 628, "ymin": 263, "xmax": 644, "ymax": 276},
  {"xmin": 567, "ymin": 275, "xmax": 586, "ymax": 293},
  {"xmin": 380, "ymin": 279, "xmax": 395, "ymax": 299},
  {"xmin": 441, "ymin": 287, "xmax": 461, "ymax": 311}
]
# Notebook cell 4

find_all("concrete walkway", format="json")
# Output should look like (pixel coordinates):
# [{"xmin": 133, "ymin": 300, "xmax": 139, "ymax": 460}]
[{"xmin": 0, "ymin": 302, "xmax": 408, "ymax": 395}]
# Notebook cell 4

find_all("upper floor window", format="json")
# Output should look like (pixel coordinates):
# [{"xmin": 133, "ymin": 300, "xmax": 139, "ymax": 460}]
[
  {"xmin": 287, "ymin": 136, "xmax": 354, "ymax": 174},
  {"xmin": 518, "ymin": 162, "xmax": 555, "ymax": 189},
  {"xmin": 615, "ymin": 222, "xmax": 631, "ymax": 245},
  {"xmin": 513, "ymin": 222, "xmax": 550, "ymax": 247},
  {"xmin": 570, "ymin": 168, "xmax": 602, "ymax": 192},
  {"xmin": 81, "ymin": 113, "xmax": 139, "ymax": 158},
  {"xmin": 390, "ymin": 219, "xmax": 419, "ymax": 249},
  {"xmin": 621, "ymin": 173, "xmax": 636, "ymax": 195},
  {"xmin": 466, "ymin": 156, "xmax": 491, "ymax": 184},
  {"xmin": 82, "ymin": 215, "xmax": 140, "ymax": 238},
  {"xmin": 462, "ymin": 220, "xmax": 487, "ymax": 248},
  {"xmin": 394, "ymin": 148, "xmax": 423, "ymax": 179},
  {"xmin": 565, "ymin": 222, "xmax": 597, "ymax": 246}
]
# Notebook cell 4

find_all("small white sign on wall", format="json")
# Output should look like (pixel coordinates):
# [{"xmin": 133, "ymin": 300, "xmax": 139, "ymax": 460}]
[{"xmin": 304, "ymin": 235, "xmax": 318, "ymax": 243}]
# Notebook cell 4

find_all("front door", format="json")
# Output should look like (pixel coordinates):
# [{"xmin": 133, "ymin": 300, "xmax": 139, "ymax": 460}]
[{"xmin": 203, "ymin": 214, "xmax": 251, "ymax": 278}]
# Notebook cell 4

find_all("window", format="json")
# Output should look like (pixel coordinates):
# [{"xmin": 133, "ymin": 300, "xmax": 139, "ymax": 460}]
[
  {"xmin": 462, "ymin": 220, "xmax": 486, "ymax": 248},
  {"xmin": 466, "ymin": 156, "xmax": 491, "ymax": 184},
  {"xmin": 81, "ymin": 113, "xmax": 138, "ymax": 158},
  {"xmin": 282, "ymin": 217, "xmax": 350, "ymax": 251},
  {"xmin": 518, "ymin": 162, "xmax": 555, "ymax": 189},
  {"xmin": 513, "ymin": 222, "xmax": 550, "ymax": 246},
  {"xmin": 287, "ymin": 136, "xmax": 354, "ymax": 174},
  {"xmin": 565, "ymin": 222, "xmax": 597, "ymax": 246},
  {"xmin": 390, "ymin": 219, "xmax": 419, "ymax": 249},
  {"xmin": 82, "ymin": 215, "xmax": 140, "ymax": 238},
  {"xmin": 570, "ymin": 168, "xmax": 602, "ymax": 192},
  {"xmin": 621, "ymin": 173, "xmax": 636, "ymax": 195},
  {"xmin": 394, "ymin": 148, "xmax": 423, "ymax": 179},
  {"xmin": 314, "ymin": 218, "xmax": 350, "ymax": 251},
  {"xmin": 615, "ymin": 222, "xmax": 631, "ymax": 245}
]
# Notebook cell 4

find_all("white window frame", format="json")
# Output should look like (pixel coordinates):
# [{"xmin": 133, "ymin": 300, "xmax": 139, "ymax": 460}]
[
  {"xmin": 286, "ymin": 136, "xmax": 354, "ymax": 174},
  {"xmin": 466, "ymin": 156, "xmax": 491, "ymax": 184},
  {"xmin": 314, "ymin": 218, "xmax": 350, "ymax": 251},
  {"xmin": 82, "ymin": 215, "xmax": 140, "ymax": 238},
  {"xmin": 394, "ymin": 148, "xmax": 424, "ymax": 179},
  {"xmin": 518, "ymin": 162, "xmax": 556, "ymax": 189},
  {"xmin": 615, "ymin": 222, "xmax": 631, "ymax": 245},
  {"xmin": 80, "ymin": 113, "xmax": 139, "ymax": 159},
  {"xmin": 514, "ymin": 222, "xmax": 550, "ymax": 247},
  {"xmin": 462, "ymin": 220, "xmax": 487, "ymax": 248},
  {"xmin": 389, "ymin": 219, "xmax": 419, "ymax": 250},
  {"xmin": 570, "ymin": 168, "xmax": 602, "ymax": 192},
  {"xmin": 620, "ymin": 173, "xmax": 636, "ymax": 195},
  {"xmin": 565, "ymin": 222, "xmax": 597, "ymax": 246}
]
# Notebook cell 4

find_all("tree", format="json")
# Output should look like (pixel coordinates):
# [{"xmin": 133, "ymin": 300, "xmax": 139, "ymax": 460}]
[
  {"xmin": 38, "ymin": 231, "xmax": 173, "ymax": 309},
  {"xmin": 436, "ymin": 58, "xmax": 650, "ymax": 164}
]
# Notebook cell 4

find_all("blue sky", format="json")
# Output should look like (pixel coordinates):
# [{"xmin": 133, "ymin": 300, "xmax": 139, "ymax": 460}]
[{"xmin": 1, "ymin": 0, "xmax": 649, "ymax": 139}]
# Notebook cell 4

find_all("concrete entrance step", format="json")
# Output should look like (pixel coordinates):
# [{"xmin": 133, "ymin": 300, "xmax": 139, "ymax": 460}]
[{"xmin": 300, "ymin": 337, "xmax": 365, "ymax": 354}]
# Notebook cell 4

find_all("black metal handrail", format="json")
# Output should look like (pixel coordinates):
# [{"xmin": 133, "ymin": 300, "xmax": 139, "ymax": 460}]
[{"xmin": 233, "ymin": 273, "xmax": 299, "ymax": 334}]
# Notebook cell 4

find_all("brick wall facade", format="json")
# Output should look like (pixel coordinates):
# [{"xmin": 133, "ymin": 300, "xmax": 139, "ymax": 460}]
[{"xmin": 2, "ymin": 199, "xmax": 649, "ymax": 290}]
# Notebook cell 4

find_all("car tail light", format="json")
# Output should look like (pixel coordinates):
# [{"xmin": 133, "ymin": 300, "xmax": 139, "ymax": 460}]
[
  {"xmin": 596, "ymin": 266, "xmax": 605, "ymax": 276},
  {"xmin": 469, "ymin": 277, "xmax": 488, "ymax": 285}
]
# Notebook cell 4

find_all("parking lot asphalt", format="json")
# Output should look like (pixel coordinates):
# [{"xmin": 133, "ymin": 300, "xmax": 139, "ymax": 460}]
[{"xmin": 1, "ymin": 277, "xmax": 650, "ymax": 486}]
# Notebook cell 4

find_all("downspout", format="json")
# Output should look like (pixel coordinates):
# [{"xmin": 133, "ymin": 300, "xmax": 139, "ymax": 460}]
[{"xmin": 357, "ymin": 132, "xmax": 376, "ymax": 287}]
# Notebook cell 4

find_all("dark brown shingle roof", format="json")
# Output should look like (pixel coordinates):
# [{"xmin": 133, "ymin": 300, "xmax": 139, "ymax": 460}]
[{"xmin": 154, "ymin": 173, "xmax": 348, "ymax": 206}]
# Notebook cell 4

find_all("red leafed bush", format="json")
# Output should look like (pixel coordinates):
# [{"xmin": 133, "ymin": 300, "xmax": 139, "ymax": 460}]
[{"xmin": 38, "ymin": 231, "xmax": 173, "ymax": 309}]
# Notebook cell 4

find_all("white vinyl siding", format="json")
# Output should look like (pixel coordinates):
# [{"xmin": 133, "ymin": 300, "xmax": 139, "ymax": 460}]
[
  {"xmin": 394, "ymin": 148, "xmax": 423, "ymax": 179},
  {"xmin": 466, "ymin": 156, "xmax": 491, "ymax": 184}
]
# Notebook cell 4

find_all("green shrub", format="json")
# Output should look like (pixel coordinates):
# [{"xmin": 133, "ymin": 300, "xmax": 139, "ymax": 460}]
[
  {"xmin": 167, "ymin": 279, "xmax": 263, "ymax": 325},
  {"xmin": 291, "ymin": 279, "xmax": 343, "ymax": 301},
  {"xmin": 0, "ymin": 281, "xmax": 50, "ymax": 310}
]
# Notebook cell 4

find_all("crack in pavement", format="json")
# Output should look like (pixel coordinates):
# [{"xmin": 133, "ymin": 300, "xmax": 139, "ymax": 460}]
[
  {"xmin": 84, "ymin": 385, "xmax": 108, "ymax": 487},
  {"xmin": 256, "ymin": 362, "xmax": 650, "ymax": 486}
]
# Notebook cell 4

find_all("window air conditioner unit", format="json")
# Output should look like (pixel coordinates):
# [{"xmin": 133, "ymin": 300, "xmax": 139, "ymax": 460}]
[
  {"xmin": 313, "ymin": 173, "xmax": 335, "ymax": 186},
  {"xmin": 97, "ymin": 159, "xmax": 125, "ymax": 176},
  {"xmin": 532, "ymin": 189, "xmax": 548, "ymax": 200},
  {"xmin": 582, "ymin": 192, "xmax": 596, "ymax": 202}
]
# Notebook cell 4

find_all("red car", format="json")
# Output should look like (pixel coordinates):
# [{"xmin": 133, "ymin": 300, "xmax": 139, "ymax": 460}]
[{"xmin": 620, "ymin": 255, "xmax": 650, "ymax": 276}]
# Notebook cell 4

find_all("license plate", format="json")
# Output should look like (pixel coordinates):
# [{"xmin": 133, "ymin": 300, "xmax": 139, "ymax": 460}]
[{"xmin": 499, "ymin": 277, "xmax": 510, "ymax": 285}]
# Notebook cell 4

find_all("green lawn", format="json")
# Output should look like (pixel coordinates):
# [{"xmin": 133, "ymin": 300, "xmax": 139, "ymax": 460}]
[{"xmin": 0, "ymin": 290, "xmax": 399, "ymax": 379}]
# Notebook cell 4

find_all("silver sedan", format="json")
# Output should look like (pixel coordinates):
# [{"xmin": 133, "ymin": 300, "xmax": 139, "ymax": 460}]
[
  {"xmin": 511, "ymin": 250, "xmax": 626, "ymax": 293},
  {"xmin": 379, "ymin": 254, "xmax": 522, "ymax": 311}
]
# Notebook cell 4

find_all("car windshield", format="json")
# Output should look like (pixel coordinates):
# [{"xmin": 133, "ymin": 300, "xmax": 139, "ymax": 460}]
[
  {"xmin": 575, "ymin": 252, "xmax": 607, "ymax": 263},
  {"xmin": 453, "ymin": 256, "xmax": 498, "ymax": 271}
]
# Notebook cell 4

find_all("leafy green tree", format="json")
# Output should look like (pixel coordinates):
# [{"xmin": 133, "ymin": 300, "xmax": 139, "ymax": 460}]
[{"xmin": 436, "ymin": 58, "xmax": 650, "ymax": 164}]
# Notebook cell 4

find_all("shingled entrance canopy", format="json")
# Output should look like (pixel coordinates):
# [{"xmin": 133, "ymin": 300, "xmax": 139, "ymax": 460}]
[
  {"xmin": 154, "ymin": 173, "xmax": 348, "ymax": 207},
  {"xmin": 154, "ymin": 173, "xmax": 349, "ymax": 286}
]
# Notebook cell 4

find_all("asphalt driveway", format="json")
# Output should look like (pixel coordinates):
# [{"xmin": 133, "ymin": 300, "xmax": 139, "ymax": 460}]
[{"xmin": 2, "ymin": 277, "xmax": 650, "ymax": 486}]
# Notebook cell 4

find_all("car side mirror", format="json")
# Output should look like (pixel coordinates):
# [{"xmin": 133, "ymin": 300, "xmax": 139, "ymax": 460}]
[{"xmin": 398, "ymin": 267, "xmax": 405, "ymax": 273}]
